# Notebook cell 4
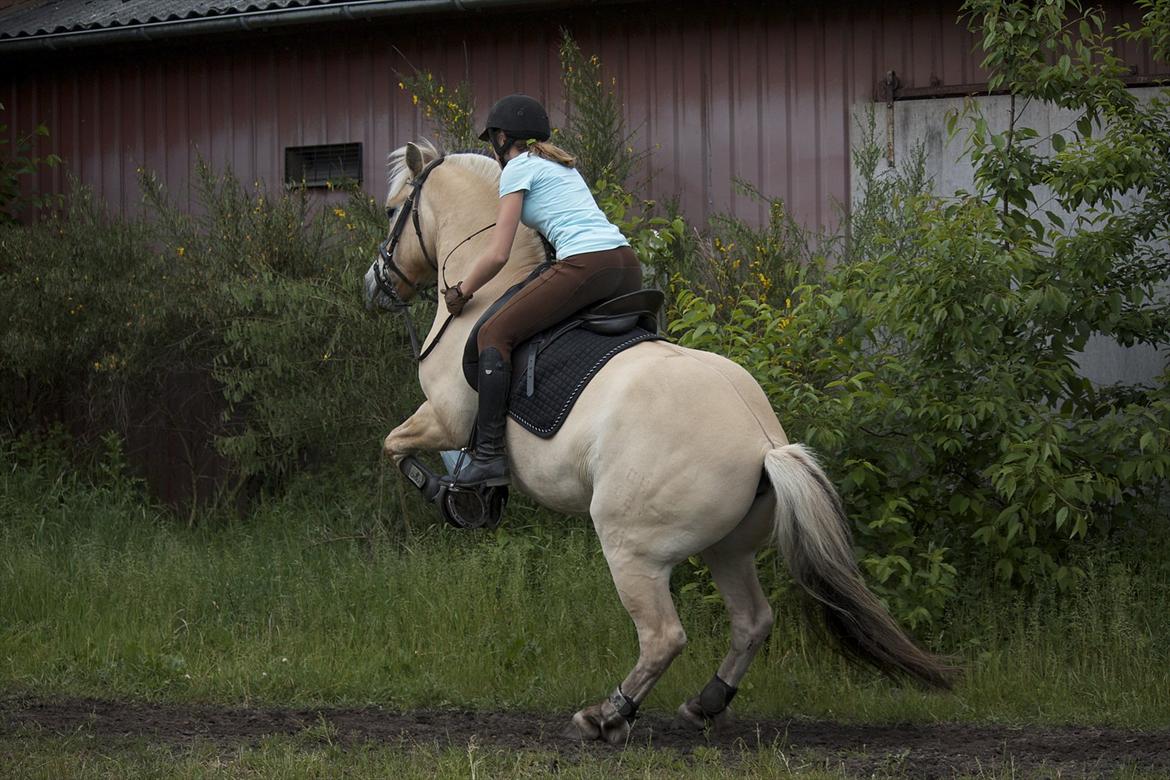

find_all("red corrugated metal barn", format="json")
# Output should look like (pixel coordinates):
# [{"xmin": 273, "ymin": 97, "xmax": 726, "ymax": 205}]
[
  {"xmin": 0, "ymin": 0, "xmax": 1100, "ymax": 229},
  {"xmin": 2, "ymin": 0, "xmax": 1160, "ymax": 225},
  {"xmin": 2, "ymin": 0, "xmax": 1158, "ymax": 228}
]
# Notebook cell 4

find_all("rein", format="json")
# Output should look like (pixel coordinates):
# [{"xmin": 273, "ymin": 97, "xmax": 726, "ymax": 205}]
[{"xmin": 372, "ymin": 155, "xmax": 493, "ymax": 363}]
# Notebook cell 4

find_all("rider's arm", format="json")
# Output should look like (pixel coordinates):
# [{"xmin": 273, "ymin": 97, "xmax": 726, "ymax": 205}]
[{"xmin": 460, "ymin": 191, "xmax": 524, "ymax": 295}]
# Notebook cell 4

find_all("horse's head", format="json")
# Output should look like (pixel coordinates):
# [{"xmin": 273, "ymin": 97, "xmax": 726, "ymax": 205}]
[
  {"xmin": 364, "ymin": 139, "xmax": 543, "ymax": 313},
  {"xmin": 363, "ymin": 140, "xmax": 445, "ymax": 310}
]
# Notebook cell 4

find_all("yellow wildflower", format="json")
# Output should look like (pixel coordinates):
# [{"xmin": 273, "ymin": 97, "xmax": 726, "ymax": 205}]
[{"xmin": 177, "ymin": 246, "xmax": 186, "ymax": 257}]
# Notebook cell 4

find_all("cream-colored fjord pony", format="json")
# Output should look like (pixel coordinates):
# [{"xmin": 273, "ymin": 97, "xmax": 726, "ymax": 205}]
[{"xmin": 365, "ymin": 141, "xmax": 954, "ymax": 744}]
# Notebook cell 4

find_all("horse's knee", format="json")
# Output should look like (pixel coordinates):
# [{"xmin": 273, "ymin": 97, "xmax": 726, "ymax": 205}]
[
  {"xmin": 382, "ymin": 433, "xmax": 406, "ymax": 462},
  {"xmin": 669, "ymin": 625, "xmax": 688, "ymax": 657},
  {"xmin": 655, "ymin": 625, "xmax": 687, "ymax": 663}
]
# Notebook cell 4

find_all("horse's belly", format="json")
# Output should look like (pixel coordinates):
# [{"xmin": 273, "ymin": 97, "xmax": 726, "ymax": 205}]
[
  {"xmin": 507, "ymin": 340, "xmax": 785, "ymax": 537},
  {"xmin": 508, "ymin": 431, "xmax": 594, "ymax": 515}
]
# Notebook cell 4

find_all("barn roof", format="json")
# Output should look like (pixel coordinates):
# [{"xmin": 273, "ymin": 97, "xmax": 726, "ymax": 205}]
[
  {"xmin": 0, "ymin": 1, "xmax": 336, "ymax": 39},
  {"xmin": 0, "ymin": 0, "xmax": 571, "ymax": 48}
]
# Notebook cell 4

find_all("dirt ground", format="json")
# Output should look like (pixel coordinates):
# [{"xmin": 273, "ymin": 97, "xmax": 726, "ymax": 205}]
[{"xmin": 3, "ymin": 695, "xmax": 1169, "ymax": 778}]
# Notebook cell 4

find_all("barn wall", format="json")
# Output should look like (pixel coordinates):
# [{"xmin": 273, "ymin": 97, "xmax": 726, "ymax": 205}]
[{"xmin": 2, "ymin": 0, "xmax": 1004, "ymax": 230}]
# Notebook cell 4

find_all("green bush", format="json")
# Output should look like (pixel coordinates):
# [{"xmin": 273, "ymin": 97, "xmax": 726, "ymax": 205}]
[
  {"xmin": 0, "ymin": 101, "xmax": 61, "ymax": 224},
  {"xmin": 555, "ymin": 30, "xmax": 648, "ymax": 191},
  {"xmin": 1, "ymin": 163, "xmax": 424, "ymax": 508},
  {"xmin": 396, "ymin": 72, "xmax": 479, "ymax": 152},
  {"xmin": 669, "ymin": 0, "xmax": 1170, "ymax": 624}
]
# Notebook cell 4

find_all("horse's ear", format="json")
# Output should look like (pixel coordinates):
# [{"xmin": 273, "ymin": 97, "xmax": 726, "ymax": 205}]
[{"xmin": 405, "ymin": 142, "xmax": 424, "ymax": 177}]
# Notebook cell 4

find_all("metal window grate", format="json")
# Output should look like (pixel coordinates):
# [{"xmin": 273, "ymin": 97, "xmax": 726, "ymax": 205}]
[{"xmin": 285, "ymin": 143, "xmax": 362, "ymax": 187}]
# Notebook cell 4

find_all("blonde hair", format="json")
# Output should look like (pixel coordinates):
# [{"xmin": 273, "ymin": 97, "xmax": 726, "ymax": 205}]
[{"xmin": 524, "ymin": 140, "xmax": 576, "ymax": 168}]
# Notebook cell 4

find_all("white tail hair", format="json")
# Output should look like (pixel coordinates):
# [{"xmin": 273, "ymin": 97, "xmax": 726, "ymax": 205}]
[{"xmin": 765, "ymin": 444, "xmax": 956, "ymax": 689}]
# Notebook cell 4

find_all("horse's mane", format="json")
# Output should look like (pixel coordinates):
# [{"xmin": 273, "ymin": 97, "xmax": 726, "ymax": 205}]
[
  {"xmin": 385, "ymin": 139, "xmax": 500, "ymax": 202},
  {"xmin": 385, "ymin": 139, "xmax": 544, "ymax": 265}
]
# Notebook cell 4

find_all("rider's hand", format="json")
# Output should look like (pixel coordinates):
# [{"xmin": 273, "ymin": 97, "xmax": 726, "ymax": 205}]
[{"xmin": 444, "ymin": 282, "xmax": 472, "ymax": 317}]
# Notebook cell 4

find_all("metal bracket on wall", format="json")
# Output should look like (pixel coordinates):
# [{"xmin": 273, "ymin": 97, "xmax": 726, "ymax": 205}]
[{"xmin": 880, "ymin": 70, "xmax": 900, "ymax": 167}]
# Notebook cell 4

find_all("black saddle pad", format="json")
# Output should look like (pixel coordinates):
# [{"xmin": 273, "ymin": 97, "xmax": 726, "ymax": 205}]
[{"xmin": 507, "ymin": 325, "xmax": 661, "ymax": 438}]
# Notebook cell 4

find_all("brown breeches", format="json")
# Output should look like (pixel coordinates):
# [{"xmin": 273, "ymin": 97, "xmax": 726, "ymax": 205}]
[{"xmin": 476, "ymin": 245, "xmax": 643, "ymax": 361}]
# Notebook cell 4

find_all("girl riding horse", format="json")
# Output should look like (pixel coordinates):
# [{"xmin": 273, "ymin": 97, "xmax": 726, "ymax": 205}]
[{"xmin": 441, "ymin": 94, "xmax": 642, "ymax": 487}]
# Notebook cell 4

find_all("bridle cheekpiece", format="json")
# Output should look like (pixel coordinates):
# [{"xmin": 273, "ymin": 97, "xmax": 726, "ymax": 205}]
[{"xmin": 372, "ymin": 155, "xmax": 446, "ymax": 309}]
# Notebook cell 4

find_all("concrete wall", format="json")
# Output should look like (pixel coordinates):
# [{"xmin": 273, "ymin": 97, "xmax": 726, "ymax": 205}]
[{"xmin": 850, "ymin": 89, "xmax": 1168, "ymax": 387}]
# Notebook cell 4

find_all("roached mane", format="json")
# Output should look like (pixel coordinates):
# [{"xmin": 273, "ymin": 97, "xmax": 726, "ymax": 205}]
[
  {"xmin": 384, "ymin": 139, "xmax": 500, "ymax": 205},
  {"xmin": 383, "ymin": 139, "xmax": 543, "ymax": 262}
]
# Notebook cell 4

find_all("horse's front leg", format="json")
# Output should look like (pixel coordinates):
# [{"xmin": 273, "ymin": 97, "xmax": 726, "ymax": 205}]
[
  {"xmin": 565, "ymin": 550, "xmax": 687, "ymax": 746},
  {"xmin": 382, "ymin": 400, "xmax": 461, "ymax": 463}
]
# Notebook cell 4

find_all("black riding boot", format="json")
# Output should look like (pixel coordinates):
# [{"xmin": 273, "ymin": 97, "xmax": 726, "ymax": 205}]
[{"xmin": 449, "ymin": 348, "xmax": 511, "ymax": 487}]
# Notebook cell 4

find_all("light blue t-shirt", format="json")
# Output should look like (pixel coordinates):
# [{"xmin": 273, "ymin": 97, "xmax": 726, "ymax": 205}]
[{"xmin": 498, "ymin": 152, "xmax": 629, "ymax": 260}]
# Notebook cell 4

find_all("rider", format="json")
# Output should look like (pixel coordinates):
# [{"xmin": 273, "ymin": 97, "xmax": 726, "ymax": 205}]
[{"xmin": 442, "ymin": 94, "xmax": 642, "ymax": 487}]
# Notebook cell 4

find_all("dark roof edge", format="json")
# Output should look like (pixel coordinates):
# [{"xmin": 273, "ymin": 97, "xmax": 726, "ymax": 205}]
[{"xmin": 0, "ymin": 0, "xmax": 566, "ymax": 53}]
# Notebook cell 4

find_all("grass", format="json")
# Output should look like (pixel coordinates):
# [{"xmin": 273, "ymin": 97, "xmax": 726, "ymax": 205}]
[
  {"xmin": 0, "ymin": 729, "xmax": 854, "ymax": 779},
  {"xmin": 2, "ymin": 441, "xmax": 1170, "ymax": 730},
  {"xmin": 4, "ymin": 730, "xmax": 1168, "ymax": 779}
]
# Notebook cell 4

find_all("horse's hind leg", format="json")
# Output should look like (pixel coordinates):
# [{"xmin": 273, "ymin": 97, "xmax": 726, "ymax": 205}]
[
  {"xmin": 679, "ymin": 499, "xmax": 775, "ymax": 728},
  {"xmin": 566, "ymin": 552, "xmax": 686, "ymax": 745}
]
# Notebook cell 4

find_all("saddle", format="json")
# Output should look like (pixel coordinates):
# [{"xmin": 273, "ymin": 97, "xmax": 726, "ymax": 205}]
[{"xmin": 462, "ymin": 284, "xmax": 665, "ymax": 438}]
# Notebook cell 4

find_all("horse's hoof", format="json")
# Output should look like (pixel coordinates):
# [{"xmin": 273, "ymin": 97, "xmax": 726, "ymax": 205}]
[
  {"xmin": 676, "ymin": 700, "xmax": 708, "ymax": 730},
  {"xmin": 676, "ymin": 698, "xmax": 733, "ymax": 732},
  {"xmin": 565, "ymin": 704, "xmax": 630, "ymax": 745},
  {"xmin": 564, "ymin": 710, "xmax": 601, "ymax": 741}
]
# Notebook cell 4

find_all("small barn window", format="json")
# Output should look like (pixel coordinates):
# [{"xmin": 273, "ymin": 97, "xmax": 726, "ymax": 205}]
[{"xmin": 285, "ymin": 143, "xmax": 362, "ymax": 187}]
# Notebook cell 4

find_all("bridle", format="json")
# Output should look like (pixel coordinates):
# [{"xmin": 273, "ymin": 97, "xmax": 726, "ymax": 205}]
[
  {"xmin": 372, "ymin": 156, "xmax": 445, "ymax": 312},
  {"xmin": 371, "ymin": 155, "xmax": 493, "ymax": 362}
]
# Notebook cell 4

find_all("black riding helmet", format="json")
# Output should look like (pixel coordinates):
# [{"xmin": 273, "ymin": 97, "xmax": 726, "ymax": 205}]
[{"xmin": 479, "ymin": 94, "xmax": 551, "ymax": 163}]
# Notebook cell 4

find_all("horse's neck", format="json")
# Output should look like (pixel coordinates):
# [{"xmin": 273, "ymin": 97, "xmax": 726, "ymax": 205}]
[
  {"xmin": 493, "ymin": 238, "xmax": 546, "ymax": 289},
  {"xmin": 433, "ymin": 195, "xmax": 545, "ymax": 299}
]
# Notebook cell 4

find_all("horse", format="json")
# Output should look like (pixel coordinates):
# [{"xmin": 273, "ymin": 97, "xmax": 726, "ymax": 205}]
[{"xmin": 363, "ymin": 140, "xmax": 955, "ymax": 744}]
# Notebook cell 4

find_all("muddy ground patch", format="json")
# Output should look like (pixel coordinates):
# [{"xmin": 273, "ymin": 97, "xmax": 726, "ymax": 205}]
[{"xmin": 3, "ymin": 696, "xmax": 1168, "ymax": 777}]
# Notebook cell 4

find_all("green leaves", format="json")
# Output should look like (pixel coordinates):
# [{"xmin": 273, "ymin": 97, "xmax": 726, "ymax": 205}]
[
  {"xmin": 666, "ymin": 3, "xmax": 1170, "ymax": 618},
  {"xmin": 0, "ymin": 102, "xmax": 62, "ymax": 224},
  {"xmin": 2, "ymin": 163, "xmax": 416, "ymax": 508},
  {"xmin": 556, "ymin": 31, "xmax": 647, "ymax": 190}
]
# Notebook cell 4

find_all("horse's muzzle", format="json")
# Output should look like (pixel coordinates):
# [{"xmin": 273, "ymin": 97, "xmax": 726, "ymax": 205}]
[{"xmin": 364, "ymin": 258, "xmax": 408, "ymax": 311}]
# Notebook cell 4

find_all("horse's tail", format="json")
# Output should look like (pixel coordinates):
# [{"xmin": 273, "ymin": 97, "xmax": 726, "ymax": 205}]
[{"xmin": 764, "ymin": 444, "xmax": 957, "ymax": 690}]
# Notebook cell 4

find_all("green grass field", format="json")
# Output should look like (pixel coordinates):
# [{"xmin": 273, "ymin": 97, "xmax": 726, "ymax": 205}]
[
  {"xmin": 3, "ymin": 444, "xmax": 1169, "ymax": 730},
  {"xmin": 0, "ymin": 730, "xmax": 876, "ymax": 780}
]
